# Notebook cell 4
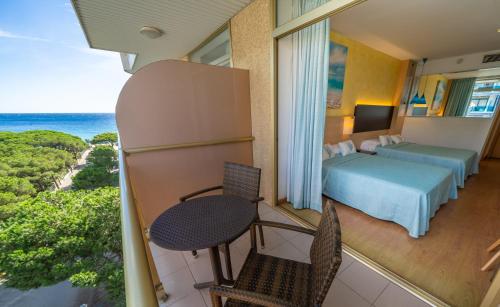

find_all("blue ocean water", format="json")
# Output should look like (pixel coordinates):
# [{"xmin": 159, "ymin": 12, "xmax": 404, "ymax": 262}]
[{"xmin": 0, "ymin": 113, "xmax": 117, "ymax": 141}]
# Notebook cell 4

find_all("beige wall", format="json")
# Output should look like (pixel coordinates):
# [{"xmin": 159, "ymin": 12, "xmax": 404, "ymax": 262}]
[
  {"xmin": 116, "ymin": 60, "xmax": 254, "ymax": 226},
  {"xmin": 230, "ymin": 0, "xmax": 275, "ymax": 204}
]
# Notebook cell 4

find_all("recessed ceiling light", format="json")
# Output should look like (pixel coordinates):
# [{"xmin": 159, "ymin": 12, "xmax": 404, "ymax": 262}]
[
  {"xmin": 497, "ymin": 28, "xmax": 500, "ymax": 33},
  {"xmin": 139, "ymin": 26, "xmax": 163, "ymax": 39}
]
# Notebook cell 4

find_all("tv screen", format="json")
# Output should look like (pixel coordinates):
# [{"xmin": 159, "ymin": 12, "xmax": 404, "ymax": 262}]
[{"xmin": 353, "ymin": 105, "xmax": 394, "ymax": 133}]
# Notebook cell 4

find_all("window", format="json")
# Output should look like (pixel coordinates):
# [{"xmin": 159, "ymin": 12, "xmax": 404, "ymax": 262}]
[
  {"xmin": 189, "ymin": 27, "xmax": 231, "ymax": 67},
  {"xmin": 276, "ymin": 0, "xmax": 332, "ymax": 27},
  {"xmin": 466, "ymin": 78, "xmax": 500, "ymax": 117}
]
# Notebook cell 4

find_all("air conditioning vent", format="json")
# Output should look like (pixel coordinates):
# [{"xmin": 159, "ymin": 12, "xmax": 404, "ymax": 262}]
[{"xmin": 482, "ymin": 53, "xmax": 500, "ymax": 63}]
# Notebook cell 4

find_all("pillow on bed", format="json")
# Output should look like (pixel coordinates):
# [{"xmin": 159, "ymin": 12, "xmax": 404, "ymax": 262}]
[
  {"xmin": 378, "ymin": 135, "xmax": 392, "ymax": 146},
  {"xmin": 360, "ymin": 138, "xmax": 380, "ymax": 152},
  {"xmin": 390, "ymin": 134, "xmax": 403, "ymax": 144},
  {"xmin": 322, "ymin": 147, "xmax": 330, "ymax": 160},
  {"xmin": 325, "ymin": 143, "xmax": 340, "ymax": 157},
  {"xmin": 338, "ymin": 140, "xmax": 356, "ymax": 156}
]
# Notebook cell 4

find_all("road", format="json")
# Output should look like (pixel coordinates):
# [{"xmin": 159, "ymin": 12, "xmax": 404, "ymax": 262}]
[{"xmin": 59, "ymin": 147, "xmax": 92, "ymax": 190}]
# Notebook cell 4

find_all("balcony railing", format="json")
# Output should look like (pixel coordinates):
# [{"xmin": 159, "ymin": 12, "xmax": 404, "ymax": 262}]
[{"xmin": 118, "ymin": 148, "xmax": 159, "ymax": 307}]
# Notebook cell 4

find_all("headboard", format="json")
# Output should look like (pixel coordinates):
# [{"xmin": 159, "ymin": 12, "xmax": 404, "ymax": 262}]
[
  {"xmin": 324, "ymin": 116, "xmax": 391, "ymax": 148},
  {"xmin": 353, "ymin": 105, "xmax": 394, "ymax": 133}
]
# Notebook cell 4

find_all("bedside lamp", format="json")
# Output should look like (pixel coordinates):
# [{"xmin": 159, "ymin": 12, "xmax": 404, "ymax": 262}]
[{"xmin": 343, "ymin": 116, "xmax": 354, "ymax": 135}]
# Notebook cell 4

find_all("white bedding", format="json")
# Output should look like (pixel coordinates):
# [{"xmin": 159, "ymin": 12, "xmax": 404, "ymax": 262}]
[{"xmin": 359, "ymin": 138, "xmax": 380, "ymax": 152}]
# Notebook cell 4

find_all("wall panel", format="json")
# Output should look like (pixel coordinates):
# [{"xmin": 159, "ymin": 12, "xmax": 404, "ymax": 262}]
[{"xmin": 230, "ymin": 0, "xmax": 274, "ymax": 203}]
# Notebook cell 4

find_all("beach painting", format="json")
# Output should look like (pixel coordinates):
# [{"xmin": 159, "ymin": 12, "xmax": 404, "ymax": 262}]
[
  {"xmin": 431, "ymin": 80, "xmax": 447, "ymax": 111},
  {"xmin": 327, "ymin": 42, "xmax": 348, "ymax": 108}
]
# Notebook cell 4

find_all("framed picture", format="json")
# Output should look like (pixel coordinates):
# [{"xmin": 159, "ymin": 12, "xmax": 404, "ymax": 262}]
[
  {"xmin": 327, "ymin": 42, "xmax": 348, "ymax": 109},
  {"xmin": 432, "ymin": 80, "xmax": 447, "ymax": 110}
]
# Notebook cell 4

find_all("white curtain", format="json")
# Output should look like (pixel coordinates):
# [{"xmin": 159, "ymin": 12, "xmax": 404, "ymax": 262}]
[{"xmin": 287, "ymin": 0, "xmax": 330, "ymax": 211}]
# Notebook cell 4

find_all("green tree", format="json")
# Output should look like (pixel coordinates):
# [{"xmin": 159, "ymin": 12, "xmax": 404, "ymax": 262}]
[
  {"xmin": 0, "ymin": 187, "xmax": 124, "ymax": 306},
  {"xmin": 90, "ymin": 132, "xmax": 118, "ymax": 145},
  {"xmin": 0, "ymin": 176, "xmax": 36, "ymax": 205},
  {"xmin": 72, "ymin": 167, "xmax": 119, "ymax": 190},
  {"xmin": 87, "ymin": 146, "xmax": 118, "ymax": 170},
  {"xmin": 0, "ymin": 130, "xmax": 86, "ymax": 158}
]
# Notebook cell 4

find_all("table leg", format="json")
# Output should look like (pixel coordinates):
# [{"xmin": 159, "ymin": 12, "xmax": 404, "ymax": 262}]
[
  {"xmin": 223, "ymin": 243, "xmax": 234, "ymax": 281},
  {"xmin": 193, "ymin": 246, "xmax": 234, "ymax": 291}
]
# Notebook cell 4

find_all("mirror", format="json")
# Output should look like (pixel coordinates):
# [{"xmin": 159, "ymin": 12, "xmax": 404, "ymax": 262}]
[{"xmin": 404, "ymin": 69, "xmax": 500, "ymax": 118}]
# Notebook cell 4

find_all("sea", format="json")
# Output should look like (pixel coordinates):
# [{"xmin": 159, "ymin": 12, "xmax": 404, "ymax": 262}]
[{"xmin": 0, "ymin": 113, "xmax": 117, "ymax": 141}]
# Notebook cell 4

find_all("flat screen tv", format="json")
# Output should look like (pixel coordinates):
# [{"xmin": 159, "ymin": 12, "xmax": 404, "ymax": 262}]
[{"xmin": 353, "ymin": 105, "xmax": 394, "ymax": 133}]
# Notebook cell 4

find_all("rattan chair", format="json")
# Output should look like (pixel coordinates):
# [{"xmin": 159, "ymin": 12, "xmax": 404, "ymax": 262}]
[
  {"xmin": 179, "ymin": 162, "xmax": 265, "ymax": 279},
  {"xmin": 209, "ymin": 201, "xmax": 342, "ymax": 307}
]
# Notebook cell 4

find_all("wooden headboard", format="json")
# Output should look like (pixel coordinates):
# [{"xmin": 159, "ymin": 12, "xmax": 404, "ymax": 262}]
[{"xmin": 324, "ymin": 111, "xmax": 404, "ymax": 148}]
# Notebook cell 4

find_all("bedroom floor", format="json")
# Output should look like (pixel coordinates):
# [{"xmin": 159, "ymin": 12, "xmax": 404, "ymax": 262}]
[{"xmin": 280, "ymin": 159, "xmax": 500, "ymax": 307}]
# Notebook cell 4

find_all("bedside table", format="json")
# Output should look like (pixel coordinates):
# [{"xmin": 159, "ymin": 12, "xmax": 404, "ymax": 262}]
[{"xmin": 357, "ymin": 149, "xmax": 376, "ymax": 155}]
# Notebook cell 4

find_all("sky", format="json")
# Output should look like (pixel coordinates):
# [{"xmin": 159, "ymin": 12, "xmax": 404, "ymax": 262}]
[{"xmin": 0, "ymin": 1, "xmax": 130, "ymax": 113}]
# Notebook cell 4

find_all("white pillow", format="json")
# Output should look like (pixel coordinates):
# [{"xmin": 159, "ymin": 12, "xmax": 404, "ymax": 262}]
[
  {"xmin": 325, "ymin": 143, "xmax": 340, "ymax": 157},
  {"xmin": 390, "ymin": 135, "xmax": 403, "ymax": 144},
  {"xmin": 338, "ymin": 140, "xmax": 356, "ymax": 156},
  {"xmin": 378, "ymin": 135, "xmax": 392, "ymax": 146},
  {"xmin": 322, "ymin": 147, "xmax": 330, "ymax": 160}
]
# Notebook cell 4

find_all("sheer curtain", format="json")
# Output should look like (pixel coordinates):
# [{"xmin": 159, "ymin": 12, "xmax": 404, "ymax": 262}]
[
  {"xmin": 444, "ymin": 78, "xmax": 476, "ymax": 116},
  {"xmin": 287, "ymin": 0, "xmax": 330, "ymax": 211}
]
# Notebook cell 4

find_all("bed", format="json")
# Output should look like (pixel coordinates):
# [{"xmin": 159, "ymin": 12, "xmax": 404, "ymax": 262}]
[
  {"xmin": 373, "ymin": 142, "xmax": 478, "ymax": 188},
  {"xmin": 322, "ymin": 153, "xmax": 457, "ymax": 238}
]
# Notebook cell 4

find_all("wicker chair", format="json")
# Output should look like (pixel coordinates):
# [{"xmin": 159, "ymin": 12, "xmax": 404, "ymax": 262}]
[
  {"xmin": 179, "ymin": 162, "xmax": 265, "ymax": 279},
  {"xmin": 209, "ymin": 201, "xmax": 342, "ymax": 307}
]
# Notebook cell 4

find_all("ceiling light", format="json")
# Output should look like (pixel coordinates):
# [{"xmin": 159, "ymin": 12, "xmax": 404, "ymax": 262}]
[
  {"xmin": 139, "ymin": 26, "xmax": 163, "ymax": 39},
  {"xmin": 497, "ymin": 28, "xmax": 500, "ymax": 33}
]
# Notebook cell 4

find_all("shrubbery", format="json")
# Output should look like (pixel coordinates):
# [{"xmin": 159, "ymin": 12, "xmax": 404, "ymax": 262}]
[
  {"xmin": 0, "ymin": 187, "xmax": 124, "ymax": 306},
  {"xmin": 0, "ymin": 131, "xmax": 86, "ymax": 197},
  {"xmin": 73, "ymin": 145, "xmax": 118, "ymax": 190},
  {"xmin": 0, "ymin": 130, "xmax": 124, "ymax": 305},
  {"xmin": 90, "ymin": 132, "xmax": 118, "ymax": 145}
]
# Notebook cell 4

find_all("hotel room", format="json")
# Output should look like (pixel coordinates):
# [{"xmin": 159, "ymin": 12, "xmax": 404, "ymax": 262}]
[{"xmin": 277, "ymin": 1, "xmax": 500, "ymax": 306}]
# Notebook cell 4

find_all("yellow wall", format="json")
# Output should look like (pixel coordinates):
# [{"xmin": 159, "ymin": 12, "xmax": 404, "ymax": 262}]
[{"xmin": 327, "ymin": 31, "xmax": 403, "ymax": 117}]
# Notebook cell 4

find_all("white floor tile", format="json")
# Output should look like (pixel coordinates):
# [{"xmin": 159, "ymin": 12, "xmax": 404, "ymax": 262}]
[
  {"xmin": 150, "ymin": 242, "xmax": 171, "ymax": 259},
  {"xmin": 338, "ymin": 251, "xmax": 355, "ymax": 273},
  {"xmin": 187, "ymin": 252, "xmax": 215, "ymax": 284},
  {"xmin": 154, "ymin": 250, "xmax": 188, "ymax": 279},
  {"xmin": 374, "ymin": 283, "xmax": 431, "ymax": 307},
  {"xmin": 231, "ymin": 230, "xmax": 252, "ymax": 256},
  {"xmin": 168, "ymin": 291, "xmax": 206, "ymax": 307},
  {"xmin": 338, "ymin": 260, "xmax": 390, "ymax": 303},
  {"xmin": 289, "ymin": 232, "xmax": 314, "ymax": 254},
  {"xmin": 262, "ymin": 241, "xmax": 307, "ymax": 262},
  {"xmin": 323, "ymin": 279, "xmax": 371, "ymax": 307},
  {"xmin": 257, "ymin": 227, "xmax": 288, "ymax": 252},
  {"xmin": 160, "ymin": 267, "xmax": 197, "ymax": 306},
  {"xmin": 272, "ymin": 226, "xmax": 301, "ymax": 241},
  {"xmin": 258, "ymin": 203, "xmax": 274, "ymax": 216}
]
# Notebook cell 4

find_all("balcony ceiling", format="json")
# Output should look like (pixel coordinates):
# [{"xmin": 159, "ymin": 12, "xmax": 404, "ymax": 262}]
[
  {"xmin": 330, "ymin": 0, "xmax": 500, "ymax": 60},
  {"xmin": 72, "ymin": 0, "xmax": 252, "ymax": 70}
]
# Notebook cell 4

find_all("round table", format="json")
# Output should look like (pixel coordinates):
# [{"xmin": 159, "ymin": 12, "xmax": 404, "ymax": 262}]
[{"xmin": 150, "ymin": 195, "xmax": 256, "ymax": 289}]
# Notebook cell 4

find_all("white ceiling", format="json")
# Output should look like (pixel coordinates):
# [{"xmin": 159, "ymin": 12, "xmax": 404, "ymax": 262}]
[
  {"xmin": 330, "ymin": 0, "xmax": 500, "ymax": 60},
  {"xmin": 72, "ymin": 0, "xmax": 252, "ymax": 70}
]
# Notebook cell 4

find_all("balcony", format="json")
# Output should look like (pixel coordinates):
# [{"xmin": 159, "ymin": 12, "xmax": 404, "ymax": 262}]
[{"xmin": 115, "ymin": 60, "xmax": 443, "ymax": 307}]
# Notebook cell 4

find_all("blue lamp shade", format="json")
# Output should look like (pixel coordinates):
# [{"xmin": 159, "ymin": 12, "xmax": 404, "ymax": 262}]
[
  {"xmin": 410, "ymin": 93, "xmax": 426, "ymax": 104},
  {"xmin": 419, "ymin": 93, "xmax": 426, "ymax": 104}
]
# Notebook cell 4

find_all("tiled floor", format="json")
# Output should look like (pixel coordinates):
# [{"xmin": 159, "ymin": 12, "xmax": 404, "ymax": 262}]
[{"xmin": 150, "ymin": 203, "xmax": 432, "ymax": 307}]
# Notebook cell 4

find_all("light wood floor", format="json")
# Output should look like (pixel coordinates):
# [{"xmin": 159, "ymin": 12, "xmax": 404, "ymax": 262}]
[{"xmin": 280, "ymin": 159, "xmax": 500, "ymax": 307}]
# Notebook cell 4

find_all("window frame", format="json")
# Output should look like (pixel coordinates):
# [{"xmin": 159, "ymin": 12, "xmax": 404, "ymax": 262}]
[{"xmin": 187, "ymin": 22, "xmax": 232, "ymax": 67}]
